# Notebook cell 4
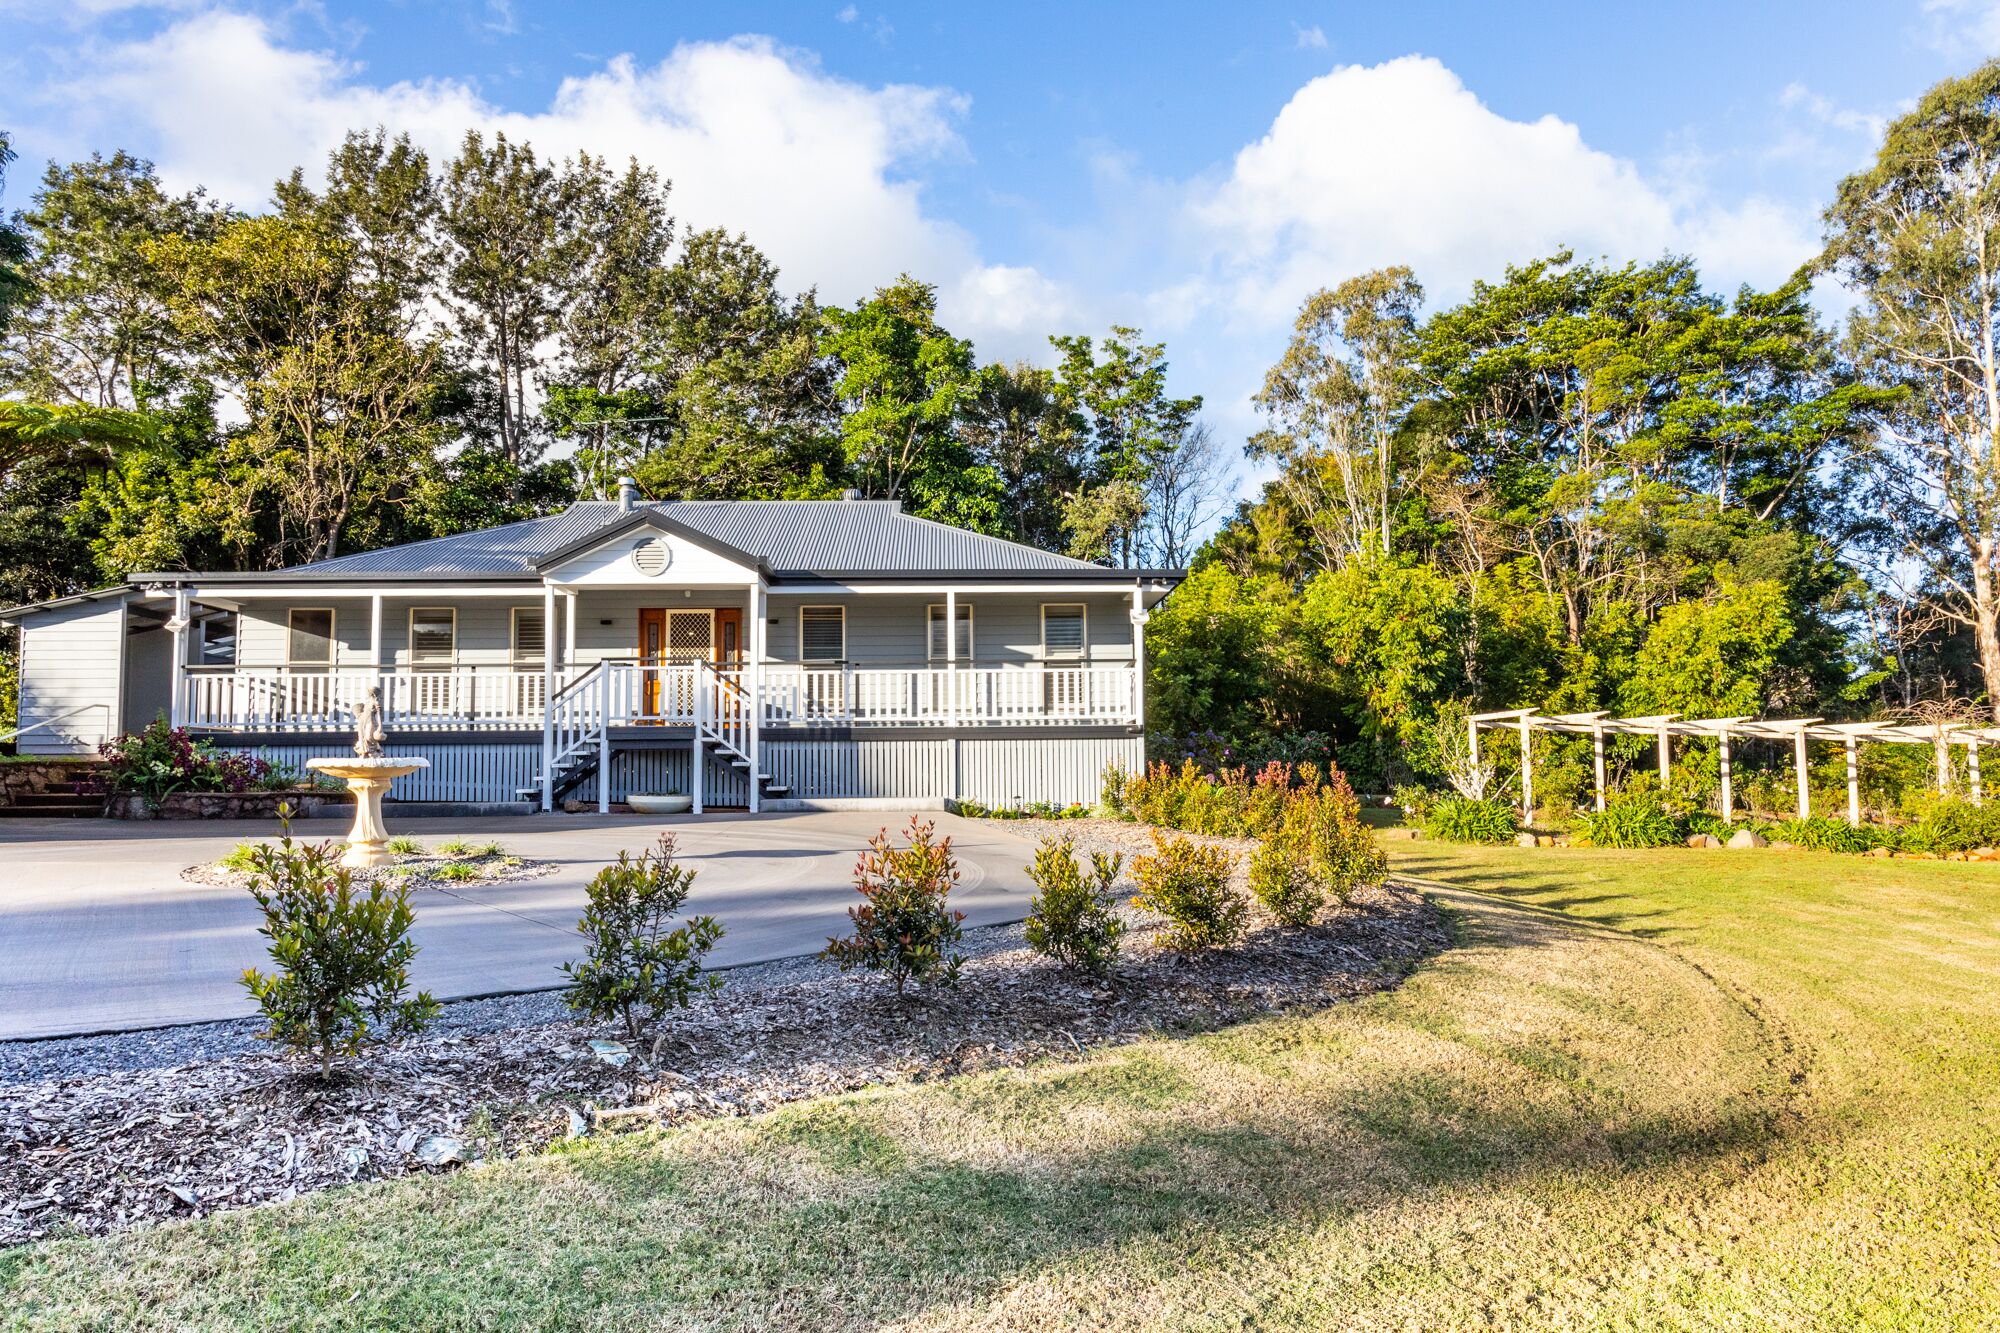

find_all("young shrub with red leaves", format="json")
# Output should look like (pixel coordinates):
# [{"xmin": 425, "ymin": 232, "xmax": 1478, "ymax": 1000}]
[{"xmin": 822, "ymin": 817, "xmax": 967, "ymax": 996}]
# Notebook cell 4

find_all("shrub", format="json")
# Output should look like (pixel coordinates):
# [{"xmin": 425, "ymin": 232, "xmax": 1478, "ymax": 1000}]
[
  {"xmin": 1023, "ymin": 836, "xmax": 1124, "ymax": 975},
  {"xmin": 1391, "ymin": 783, "xmax": 1437, "ymax": 827},
  {"xmin": 1681, "ymin": 810, "xmax": 1738, "ymax": 841},
  {"xmin": 1248, "ymin": 835, "xmax": 1320, "ymax": 927},
  {"xmin": 1769, "ymin": 816, "xmax": 1885, "ymax": 854},
  {"xmin": 385, "ymin": 835, "xmax": 424, "ymax": 856},
  {"xmin": 823, "ymin": 818, "xmax": 967, "ymax": 995},
  {"xmin": 435, "ymin": 838, "xmax": 477, "ymax": 858},
  {"xmin": 431, "ymin": 862, "xmax": 480, "ymax": 882},
  {"xmin": 1286, "ymin": 770, "xmax": 1387, "ymax": 901},
  {"xmin": 1575, "ymin": 794, "xmax": 1680, "ymax": 849},
  {"xmin": 1426, "ymin": 795, "xmax": 1518, "ymax": 845},
  {"xmin": 1904, "ymin": 797, "xmax": 2000, "ymax": 854},
  {"xmin": 1131, "ymin": 832, "xmax": 1245, "ymax": 951},
  {"xmin": 1100, "ymin": 761, "xmax": 1131, "ymax": 818},
  {"xmin": 562, "ymin": 833, "xmax": 724, "ymax": 1041},
  {"xmin": 217, "ymin": 841, "xmax": 267, "ymax": 873},
  {"xmin": 99, "ymin": 715, "xmax": 274, "ymax": 802},
  {"xmin": 239, "ymin": 812, "xmax": 437, "ymax": 1078},
  {"xmin": 473, "ymin": 841, "xmax": 508, "ymax": 858}
]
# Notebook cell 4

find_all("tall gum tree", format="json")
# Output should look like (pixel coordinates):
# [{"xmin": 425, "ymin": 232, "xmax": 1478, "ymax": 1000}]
[{"xmin": 1825, "ymin": 59, "xmax": 2000, "ymax": 721}]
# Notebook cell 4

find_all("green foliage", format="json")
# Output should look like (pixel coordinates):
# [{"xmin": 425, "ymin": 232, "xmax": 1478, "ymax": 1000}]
[
  {"xmin": 1621, "ymin": 578, "xmax": 1796, "ymax": 719},
  {"xmin": 1248, "ymin": 835, "xmax": 1320, "ymax": 927},
  {"xmin": 562, "ymin": 832, "xmax": 724, "ymax": 1041},
  {"xmin": 239, "ymin": 813, "xmax": 437, "ymax": 1078},
  {"xmin": 1143, "ymin": 564, "xmax": 1286, "ymax": 744},
  {"xmin": 1904, "ymin": 798, "xmax": 2000, "ymax": 854},
  {"xmin": 99, "ymin": 717, "xmax": 276, "ymax": 802},
  {"xmin": 385, "ymin": 836, "xmax": 424, "ymax": 856},
  {"xmin": 1575, "ymin": 794, "xmax": 1682, "ymax": 849},
  {"xmin": 1023, "ymin": 836, "xmax": 1125, "ymax": 976},
  {"xmin": 217, "ymin": 841, "xmax": 267, "ymax": 873},
  {"xmin": 1283, "ymin": 769, "xmax": 1388, "ymax": 902},
  {"xmin": 1297, "ymin": 553, "xmax": 1465, "ymax": 748},
  {"xmin": 435, "ymin": 838, "xmax": 476, "ymax": 858},
  {"xmin": 1131, "ymin": 832, "xmax": 1245, "ymax": 951},
  {"xmin": 1425, "ymin": 796, "xmax": 1519, "ymax": 845},
  {"xmin": 431, "ymin": 862, "xmax": 480, "ymax": 883},
  {"xmin": 1768, "ymin": 816, "xmax": 1884, "ymax": 854},
  {"xmin": 822, "ymin": 818, "xmax": 967, "ymax": 996}
]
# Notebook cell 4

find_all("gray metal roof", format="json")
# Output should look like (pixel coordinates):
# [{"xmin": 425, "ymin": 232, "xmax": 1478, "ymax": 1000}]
[{"xmin": 189, "ymin": 500, "xmax": 1151, "ymax": 582}]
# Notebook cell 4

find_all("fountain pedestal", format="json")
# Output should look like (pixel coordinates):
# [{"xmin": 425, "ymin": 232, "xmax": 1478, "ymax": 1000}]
[{"xmin": 305, "ymin": 757, "xmax": 431, "ymax": 868}]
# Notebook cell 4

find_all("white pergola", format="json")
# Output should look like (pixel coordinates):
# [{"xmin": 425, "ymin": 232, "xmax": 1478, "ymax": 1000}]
[{"xmin": 1468, "ymin": 709, "xmax": 1991, "ymax": 825}]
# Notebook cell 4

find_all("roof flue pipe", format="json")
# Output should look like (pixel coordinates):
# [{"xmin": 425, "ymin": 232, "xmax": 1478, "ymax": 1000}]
[{"xmin": 616, "ymin": 476, "xmax": 639, "ymax": 512}]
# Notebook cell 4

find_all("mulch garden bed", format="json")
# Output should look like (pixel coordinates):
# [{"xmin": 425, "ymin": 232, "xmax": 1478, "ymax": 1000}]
[{"xmin": 1, "ymin": 820, "xmax": 1448, "ymax": 1247}]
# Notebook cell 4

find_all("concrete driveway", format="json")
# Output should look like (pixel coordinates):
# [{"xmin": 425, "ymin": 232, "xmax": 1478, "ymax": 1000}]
[{"xmin": 0, "ymin": 812, "xmax": 1040, "ymax": 1041}]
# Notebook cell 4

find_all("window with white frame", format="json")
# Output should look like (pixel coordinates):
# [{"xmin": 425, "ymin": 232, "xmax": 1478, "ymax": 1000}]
[
  {"xmin": 1041, "ymin": 604, "xmax": 1086, "ymax": 660},
  {"xmin": 800, "ymin": 605, "xmax": 845, "ymax": 662},
  {"xmin": 511, "ymin": 607, "xmax": 546, "ymax": 664},
  {"xmin": 287, "ymin": 608, "xmax": 335, "ymax": 666},
  {"xmin": 409, "ymin": 607, "xmax": 456, "ymax": 668},
  {"xmin": 197, "ymin": 612, "xmax": 238, "ymax": 666},
  {"xmin": 927, "ymin": 603, "xmax": 974, "ymax": 660}
]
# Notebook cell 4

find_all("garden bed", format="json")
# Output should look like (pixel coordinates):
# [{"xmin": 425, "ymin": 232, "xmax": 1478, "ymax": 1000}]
[
  {"xmin": 180, "ymin": 839, "xmax": 555, "ymax": 890},
  {"xmin": 0, "ymin": 823, "xmax": 1446, "ymax": 1246}
]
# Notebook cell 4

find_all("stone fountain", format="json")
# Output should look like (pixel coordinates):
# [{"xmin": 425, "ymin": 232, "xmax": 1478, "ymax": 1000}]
[{"xmin": 306, "ymin": 688, "xmax": 430, "ymax": 869}]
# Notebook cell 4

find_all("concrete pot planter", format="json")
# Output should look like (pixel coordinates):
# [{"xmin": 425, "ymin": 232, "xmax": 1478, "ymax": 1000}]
[{"xmin": 626, "ymin": 793, "xmax": 693, "ymax": 815}]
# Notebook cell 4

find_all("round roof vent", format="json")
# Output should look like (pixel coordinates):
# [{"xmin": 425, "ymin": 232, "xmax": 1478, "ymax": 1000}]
[{"xmin": 631, "ymin": 537, "xmax": 671, "ymax": 576}]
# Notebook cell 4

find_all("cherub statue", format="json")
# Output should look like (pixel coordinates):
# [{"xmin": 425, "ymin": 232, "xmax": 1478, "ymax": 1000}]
[{"xmin": 352, "ymin": 685, "xmax": 385, "ymax": 758}]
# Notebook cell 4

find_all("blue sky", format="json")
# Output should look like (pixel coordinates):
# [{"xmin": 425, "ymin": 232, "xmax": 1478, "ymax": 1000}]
[{"xmin": 4, "ymin": 0, "xmax": 1997, "ymax": 466}]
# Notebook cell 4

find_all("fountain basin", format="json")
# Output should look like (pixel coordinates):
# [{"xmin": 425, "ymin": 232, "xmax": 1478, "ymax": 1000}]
[{"xmin": 306, "ymin": 757, "xmax": 431, "ymax": 869}]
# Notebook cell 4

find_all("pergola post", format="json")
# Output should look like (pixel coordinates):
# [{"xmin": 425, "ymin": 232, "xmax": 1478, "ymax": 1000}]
[
  {"xmin": 1936, "ymin": 730, "xmax": 1951, "ymax": 793},
  {"xmin": 1519, "ymin": 714, "xmax": 1534, "ymax": 815},
  {"xmin": 1971, "ymin": 740, "xmax": 1984, "ymax": 807},
  {"xmin": 1845, "ymin": 736, "xmax": 1861, "ymax": 827},
  {"xmin": 1467, "ymin": 714, "xmax": 1480, "ymax": 774},
  {"xmin": 1719, "ymin": 727, "xmax": 1734, "ymax": 823},
  {"xmin": 1591, "ymin": 721, "xmax": 1607, "ymax": 813},
  {"xmin": 1657, "ymin": 724, "xmax": 1671, "ymax": 788},
  {"xmin": 1794, "ymin": 728, "xmax": 1810, "ymax": 820}
]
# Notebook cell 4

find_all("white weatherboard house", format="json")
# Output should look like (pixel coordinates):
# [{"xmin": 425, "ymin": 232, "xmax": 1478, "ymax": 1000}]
[{"xmin": 2, "ymin": 485, "xmax": 1181, "ymax": 812}]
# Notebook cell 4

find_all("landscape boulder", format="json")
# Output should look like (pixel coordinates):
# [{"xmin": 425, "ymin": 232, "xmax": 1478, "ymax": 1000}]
[
  {"xmin": 1726, "ymin": 829, "xmax": 1768, "ymax": 850},
  {"xmin": 1686, "ymin": 833, "xmax": 1723, "ymax": 849},
  {"xmin": 1516, "ymin": 832, "xmax": 1539, "ymax": 849}
]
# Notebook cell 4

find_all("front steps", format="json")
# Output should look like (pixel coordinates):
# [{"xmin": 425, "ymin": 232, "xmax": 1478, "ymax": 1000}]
[
  {"xmin": 517, "ymin": 739, "xmax": 790, "ymax": 809},
  {"xmin": 0, "ymin": 761, "xmax": 108, "ymax": 818}
]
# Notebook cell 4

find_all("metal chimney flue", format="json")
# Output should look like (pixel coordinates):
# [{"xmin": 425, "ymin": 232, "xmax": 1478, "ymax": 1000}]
[{"xmin": 616, "ymin": 476, "xmax": 639, "ymax": 512}]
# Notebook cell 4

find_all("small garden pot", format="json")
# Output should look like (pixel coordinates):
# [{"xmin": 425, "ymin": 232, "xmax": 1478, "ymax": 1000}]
[{"xmin": 626, "ymin": 793, "xmax": 693, "ymax": 815}]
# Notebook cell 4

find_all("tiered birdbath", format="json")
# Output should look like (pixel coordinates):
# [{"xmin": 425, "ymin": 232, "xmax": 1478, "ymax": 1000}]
[{"xmin": 306, "ymin": 686, "xmax": 429, "ymax": 869}]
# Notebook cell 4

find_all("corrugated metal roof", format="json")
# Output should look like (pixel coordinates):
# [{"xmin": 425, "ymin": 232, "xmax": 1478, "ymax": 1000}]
[{"xmin": 278, "ymin": 500, "xmax": 1117, "ymax": 580}]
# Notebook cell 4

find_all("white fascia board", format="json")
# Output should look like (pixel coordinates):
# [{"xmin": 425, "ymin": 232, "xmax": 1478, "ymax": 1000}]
[
  {"xmin": 767, "ymin": 582, "xmax": 1158, "ymax": 596},
  {"xmin": 189, "ymin": 584, "xmax": 544, "ymax": 600}
]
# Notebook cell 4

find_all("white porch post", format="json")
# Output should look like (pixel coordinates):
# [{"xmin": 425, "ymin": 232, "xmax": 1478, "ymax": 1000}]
[
  {"xmin": 945, "ymin": 588, "xmax": 959, "ymax": 801},
  {"xmin": 747, "ymin": 582, "xmax": 764, "ymax": 814},
  {"xmin": 564, "ymin": 590, "xmax": 578, "ymax": 669},
  {"xmin": 541, "ymin": 582, "xmax": 556, "ymax": 813},
  {"xmin": 1794, "ymin": 728, "xmax": 1810, "ymax": 820},
  {"xmin": 1132, "ymin": 585, "xmax": 1147, "ymax": 728},
  {"xmin": 1518, "ymin": 715, "xmax": 1533, "ymax": 815},
  {"xmin": 370, "ymin": 594, "xmax": 384, "ymax": 668},
  {"xmin": 1591, "ymin": 721, "xmax": 1606, "ymax": 813},
  {"xmin": 597, "ymin": 665, "xmax": 610, "ymax": 815},
  {"xmin": 1719, "ymin": 727, "xmax": 1734, "ymax": 823},
  {"xmin": 691, "ymin": 675, "xmax": 705, "ymax": 816},
  {"xmin": 1846, "ymin": 736, "xmax": 1861, "ymax": 827},
  {"xmin": 168, "ymin": 588, "xmax": 189, "ymax": 727}
]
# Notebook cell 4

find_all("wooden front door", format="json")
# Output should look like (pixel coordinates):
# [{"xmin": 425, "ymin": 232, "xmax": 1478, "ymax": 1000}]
[{"xmin": 639, "ymin": 608, "xmax": 728, "ymax": 717}]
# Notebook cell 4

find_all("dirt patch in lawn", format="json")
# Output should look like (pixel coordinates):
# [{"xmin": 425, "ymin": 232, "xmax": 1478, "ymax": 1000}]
[{"xmin": 1, "ymin": 821, "xmax": 1446, "ymax": 1246}]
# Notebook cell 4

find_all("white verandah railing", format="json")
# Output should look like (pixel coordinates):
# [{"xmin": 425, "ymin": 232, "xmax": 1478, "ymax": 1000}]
[{"xmin": 181, "ymin": 662, "xmax": 1138, "ymax": 732}]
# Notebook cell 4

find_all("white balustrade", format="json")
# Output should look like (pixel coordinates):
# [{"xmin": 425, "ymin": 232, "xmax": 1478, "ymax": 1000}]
[{"xmin": 181, "ymin": 662, "xmax": 1138, "ymax": 733}]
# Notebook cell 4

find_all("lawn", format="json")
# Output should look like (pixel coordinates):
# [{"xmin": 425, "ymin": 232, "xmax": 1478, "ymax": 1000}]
[{"xmin": 4, "ymin": 843, "xmax": 1997, "ymax": 1330}]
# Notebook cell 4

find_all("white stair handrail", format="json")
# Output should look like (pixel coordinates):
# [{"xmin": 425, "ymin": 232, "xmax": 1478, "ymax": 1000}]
[{"xmin": 1, "ymin": 703, "xmax": 111, "ymax": 746}]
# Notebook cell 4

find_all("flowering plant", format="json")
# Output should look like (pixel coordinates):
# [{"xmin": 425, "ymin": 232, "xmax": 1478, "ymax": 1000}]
[{"xmin": 99, "ymin": 715, "xmax": 275, "ymax": 802}]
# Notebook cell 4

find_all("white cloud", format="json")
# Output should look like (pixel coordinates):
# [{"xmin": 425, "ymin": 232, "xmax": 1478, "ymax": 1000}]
[
  {"xmin": 1187, "ymin": 56, "xmax": 1818, "ymax": 329},
  {"xmin": 835, "ymin": 4, "xmax": 858, "ymax": 22},
  {"xmin": 1293, "ymin": 24, "xmax": 1328, "ymax": 50},
  {"xmin": 29, "ymin": 12, "xmax": 994, "ymax": 311},
  {"xmin": 1918, "ymin": 0, "xmax": 2000, "ymax": 55}
]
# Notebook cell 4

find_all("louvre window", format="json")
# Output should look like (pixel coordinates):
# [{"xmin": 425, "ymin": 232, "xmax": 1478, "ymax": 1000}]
[
  {"xmin": 800, "ymin": 606, "xmax": 845, "ymax": 662},
  {"xmin": 512, "ymin": 608, "xmax": 546, "ymax": 663},
  {"xmin": 410, "ymin": 608, "xmax": 456, "ymax": 667},
  {"xmin": 1042, "ymin": 604, "xmax": 1086, "ymax": 659},
  {"xmin": 287, "ymin": 608, "xmax": 334, "ymax": 665},
  {"xmin": 927, "ymin": 603, "xmax": 974, "ymax": 660}
]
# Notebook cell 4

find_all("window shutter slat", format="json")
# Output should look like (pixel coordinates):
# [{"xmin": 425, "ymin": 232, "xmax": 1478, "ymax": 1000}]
[{"xmin": 802, "ymin": 607, "xmax": 844, "ymax": 662}]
